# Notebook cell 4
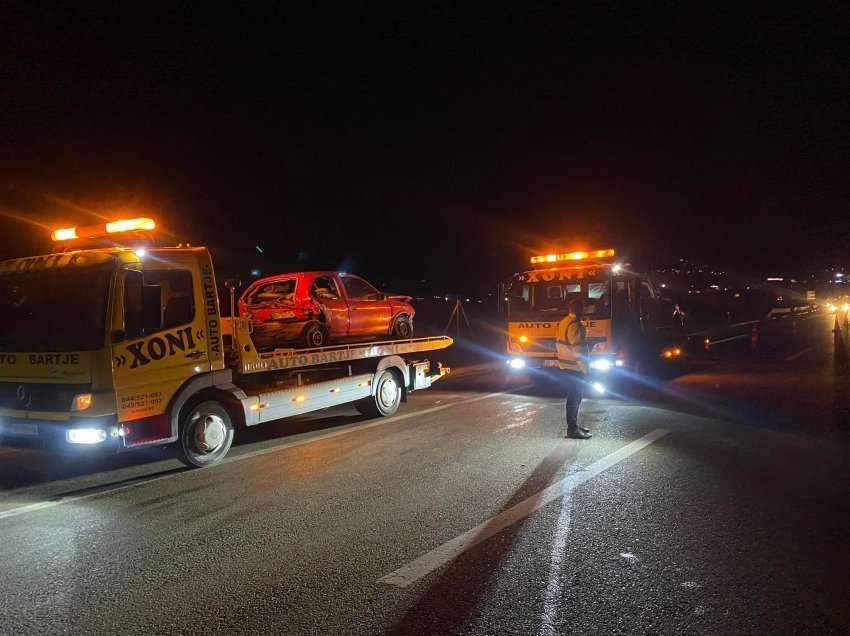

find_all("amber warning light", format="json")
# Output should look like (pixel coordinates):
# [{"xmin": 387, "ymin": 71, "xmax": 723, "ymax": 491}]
[
  {"xmin": 530, "ymin": 248, "xmax": 616, "ymax": 265},
  {"xmin": 52, "ymin": 217, "xmax": 157, "ymax": 242}
]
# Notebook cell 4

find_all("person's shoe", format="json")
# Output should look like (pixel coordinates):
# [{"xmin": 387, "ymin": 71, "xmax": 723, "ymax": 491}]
[
  {"xmin": 566, "ymin": 427, "xmax": 592, "ymax": 439},
  {"xmin": 567, "ymin": 420, "xmax": 591, "ymax": 434}
]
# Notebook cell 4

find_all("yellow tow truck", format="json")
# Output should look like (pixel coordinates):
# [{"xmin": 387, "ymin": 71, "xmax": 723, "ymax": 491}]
[
  {"xmin": 0, "ymin": 217, "xmax": 451, "ymax": 466},
  {"xmin": 504, "ymin": 248, "xmax": 686, "ymax": 388}
]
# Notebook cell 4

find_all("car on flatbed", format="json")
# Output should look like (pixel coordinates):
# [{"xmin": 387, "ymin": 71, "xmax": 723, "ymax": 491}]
[
  {"xmin": 239, "ymin": 271, "xmax": 415, "ymax": 349},
  {"xmin": 0, "ymin": 217, "xmax": 450, "ymax": 467}
]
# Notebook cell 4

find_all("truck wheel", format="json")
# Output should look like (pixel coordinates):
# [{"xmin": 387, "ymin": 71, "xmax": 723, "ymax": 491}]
[
  {"xmin": 177, "ymin": 400, "xmax": 235, "ymax": 467},
  {"xmin": 303, "ymin": 323, "xmax": 328, "ymax": 348},
  {"xmin": 355, "ymin": 370, "xmax": 402, "ymax": 417},
  {"xmin": 391, "ymin": 315, "xmax": 413, "ymax": 339}
]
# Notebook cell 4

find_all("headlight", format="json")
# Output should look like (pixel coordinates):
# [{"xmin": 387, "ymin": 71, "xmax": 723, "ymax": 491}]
[
  {"xmin": 592, "ymin": 382, "xmax": 606, "ymax": 395},
  {"xmin": 508, "ymin": 358, "xmax": 526, "ymax": 370},
  {"xmin": 67, "ymin": 428, "xmax": 107, "ymax": 444},
  {"xmin": 589, "ymin": 359, "xmax": 613, "ymax": 371},
  {"xmin": 518, "ymin": 335, "xmax": 529, "ymax": 344}
]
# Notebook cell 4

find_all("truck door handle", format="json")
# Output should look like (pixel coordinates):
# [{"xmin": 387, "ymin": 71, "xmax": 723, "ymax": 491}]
[{"xmin": 186, "ymin": 350, "xmax": 205, "ymax": 359}]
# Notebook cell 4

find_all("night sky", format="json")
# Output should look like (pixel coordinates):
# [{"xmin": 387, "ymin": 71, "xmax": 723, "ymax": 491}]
[{"xmin": 1, "ymin": 4, "xmax": 848, "ymax": 289}]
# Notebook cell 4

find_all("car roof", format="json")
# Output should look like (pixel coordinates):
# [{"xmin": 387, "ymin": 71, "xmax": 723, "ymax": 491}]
[{"xmin": 251, "ymin": 271, "xmax": 337, "ymax": 283}]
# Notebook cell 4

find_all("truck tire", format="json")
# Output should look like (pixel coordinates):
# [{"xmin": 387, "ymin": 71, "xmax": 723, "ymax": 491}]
[
  {"xmin": 303, "ymin": 322, "xmax": 329, "ymax": 348},
  {"xmin": 177, "ymin": 400, "xmax": 235, "ymax": 468},
  {"xmin": 391, "ymin": 314, "xmax": 413, "ymax": 339},
  {"xmin": 355, "ymin": 370, "xmax": 402, "ymax": 417}
]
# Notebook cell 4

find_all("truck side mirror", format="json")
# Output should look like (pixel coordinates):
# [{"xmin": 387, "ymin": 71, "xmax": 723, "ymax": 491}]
[{"xmin": 142, "ymin": 284, "xmax": 163, "ymax": 333}]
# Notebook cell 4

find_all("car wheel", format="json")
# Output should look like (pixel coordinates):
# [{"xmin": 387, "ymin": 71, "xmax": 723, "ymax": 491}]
[
  {"xmin": 391, "ymin": 315, "xmax": 413, "ymax": 339},
  {"xmin": 303, "ymin": 322, "xmax": 328, "ymax": 348}
]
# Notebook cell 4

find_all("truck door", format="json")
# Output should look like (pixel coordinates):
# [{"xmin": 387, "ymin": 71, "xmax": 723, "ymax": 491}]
[
  {"xmin": 111, "ymin": 253, "xmax": 209, "ymax": 446},
  {"xmin": 339, "ymin": 274, "xmax": 392, "ymax": 336}
]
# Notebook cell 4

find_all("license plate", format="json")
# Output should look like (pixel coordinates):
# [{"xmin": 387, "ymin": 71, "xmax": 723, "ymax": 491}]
[{"xmin": 1, "ymin": 420, "xmax": 38, "ymax": 437}]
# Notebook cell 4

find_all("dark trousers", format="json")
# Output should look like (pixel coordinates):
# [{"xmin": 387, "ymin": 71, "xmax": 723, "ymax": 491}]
[{"xmin": 565, "ymin": 372, "xmax": 584, "ymax": 430}]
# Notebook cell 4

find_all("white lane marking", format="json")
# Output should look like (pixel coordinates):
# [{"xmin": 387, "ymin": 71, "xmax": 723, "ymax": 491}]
[
  {"xmin": 786, "ymin": 347, "xmax": 813, "ymax": 362},
  {"xmin": 0, "ymin": 388, "xmax": 529, "ymax": 522},
  {"xmin": 379, "ymin": 428, "xmax": 670, "ymax": 588},
  {"xmin": 537, "ymin": 487, "xmax": 572, "ymax": 636}
]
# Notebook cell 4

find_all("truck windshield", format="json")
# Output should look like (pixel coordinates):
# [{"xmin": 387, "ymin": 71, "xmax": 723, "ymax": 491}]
[
  {"xmin": 0, "ymin": 263, "xmax": 114, "ymax": 352},
  {"xmin": 508, "ymin": 276, "xmax": 612, "ymax": 321}
]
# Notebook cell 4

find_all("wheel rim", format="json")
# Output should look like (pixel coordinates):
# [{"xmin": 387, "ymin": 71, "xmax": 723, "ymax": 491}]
[
  {"xmin": 396, "ymin": 320, "xmax": 411, "ymax": 338},
  {"xmin": 310, "ymin": 329, "xmax": 324, "ymax": 346},
  {"xmin": 192, "ymin": 412, "xmax": 227, "ymax": 454},
  {"xmin": 378, "ymin": 376, "xmax": 399, "ymax": 409}
]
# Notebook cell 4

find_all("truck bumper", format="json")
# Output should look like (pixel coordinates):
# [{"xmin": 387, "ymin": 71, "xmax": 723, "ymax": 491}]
[{"xmin": 0, "ymin": 415, "xmax": 123, "ymax": 453}]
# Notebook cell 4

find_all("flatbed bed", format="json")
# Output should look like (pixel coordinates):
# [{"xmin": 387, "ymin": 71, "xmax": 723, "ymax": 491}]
[{"xmin": 239, "ymin": 335, "xmax": 454, "ymax": 374}]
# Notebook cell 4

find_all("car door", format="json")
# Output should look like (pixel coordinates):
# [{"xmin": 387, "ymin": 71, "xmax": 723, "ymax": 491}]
[
  {"xmin": 339, "ymin": 274, "xmax": 392, "ymax": 336},
  {"xmin": 309, "ymin": 275, "xmax": 350, "ymax": 337}
]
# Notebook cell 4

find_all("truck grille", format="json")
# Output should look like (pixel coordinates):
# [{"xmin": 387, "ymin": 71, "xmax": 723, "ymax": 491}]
[
  {"xmin": 522, "ymin": 338, "xmax": 556, "ymax": 353},
  {"xmin": 0, "ymin": 383, "xmax": 89, "ymax": 412}
]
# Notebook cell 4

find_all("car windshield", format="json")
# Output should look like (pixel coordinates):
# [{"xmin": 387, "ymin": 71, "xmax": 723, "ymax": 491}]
[
  {"xmin": 508, "ymin": 275, "xmax": 611, "ymax": 321},
  {"xmin": 0, "ymin": 262, "xmax": 115, "ymax": 352}
]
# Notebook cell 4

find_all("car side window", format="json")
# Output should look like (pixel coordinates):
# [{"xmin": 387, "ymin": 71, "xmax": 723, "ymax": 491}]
[
  {"xmin": 143, "ymin": 269, "xmax": 195, "ymax": 329},
  {"xmin": 251, "ymin": 280, "xmax": 295, "ymax": 304},
  {"xmin": 342, "ymin": 275, "xmax": 380, "ymax": 301},
  {"xmin": 311, "ymin": 276, "xmax": 341, "ymax": 301}
]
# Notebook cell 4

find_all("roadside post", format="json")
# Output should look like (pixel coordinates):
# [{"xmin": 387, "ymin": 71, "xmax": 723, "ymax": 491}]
[{"xmin": 835, "ymin": 315, "xmax": 848, "ymax": 373}]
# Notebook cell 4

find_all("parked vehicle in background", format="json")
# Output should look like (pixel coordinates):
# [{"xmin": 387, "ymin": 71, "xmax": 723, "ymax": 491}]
[{"xmin": 239, "ymin": 271, "xmax": 415, "ymax": 349}]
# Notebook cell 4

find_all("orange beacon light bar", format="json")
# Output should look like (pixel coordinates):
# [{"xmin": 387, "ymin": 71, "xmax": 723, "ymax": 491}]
[
  {"xmin": 52, "ymin": 217, "xmax": 157, "ymax": 242},
  {"xmin": 530, "ymin": 248, "xmax": 616, "ymax": 265}
]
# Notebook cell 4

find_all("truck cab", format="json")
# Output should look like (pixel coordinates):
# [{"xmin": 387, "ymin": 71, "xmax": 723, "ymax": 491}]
[
  {"xmin": 0, "ymin": 237, "xmax": 228, "ymax": 450},
  {"xmin": 505, "ymin": 249, "xmax": 685, "ymax": 378}
]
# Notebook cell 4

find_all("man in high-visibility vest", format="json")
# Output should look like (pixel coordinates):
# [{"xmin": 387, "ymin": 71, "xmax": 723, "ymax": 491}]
[{"xmin": 556, "ymin": 298, "xmax": 591, "ymax": 439}]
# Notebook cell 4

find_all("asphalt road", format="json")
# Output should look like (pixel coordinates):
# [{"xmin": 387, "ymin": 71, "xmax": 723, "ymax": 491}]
[{"xmin": 1, "ymin": 312, "xmax": 849, "ymax": 634}]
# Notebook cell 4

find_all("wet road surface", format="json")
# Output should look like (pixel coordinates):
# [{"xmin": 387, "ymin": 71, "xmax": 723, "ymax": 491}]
[{"xmin": 1, "ymin": 311, "xmax": 848, "ymax": 634}]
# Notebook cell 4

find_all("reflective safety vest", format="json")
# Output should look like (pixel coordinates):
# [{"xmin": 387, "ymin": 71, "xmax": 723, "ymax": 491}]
[{"xmin": 556, "ymin": 313, "xmax": 588, "ymax": 374}]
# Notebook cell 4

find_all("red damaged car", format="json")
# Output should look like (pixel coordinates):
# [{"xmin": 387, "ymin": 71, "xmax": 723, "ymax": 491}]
[{"xmin": 238, "ymin": 271, "xmax": 415, "ymax": 349}]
